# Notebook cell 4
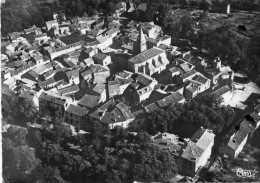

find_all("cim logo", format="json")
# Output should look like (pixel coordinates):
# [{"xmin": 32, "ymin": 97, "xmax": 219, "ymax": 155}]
[{"xmin": 232, "ymin": 168, "xmax": 259, "ymax": 179}]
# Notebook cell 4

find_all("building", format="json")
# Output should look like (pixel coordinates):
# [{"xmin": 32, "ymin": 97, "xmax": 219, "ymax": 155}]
[
  {"xmin": 152, "ymin": 127, "xmax": 215, "ymax": 177},
  {"xmin": 178, "ymin": 128, "xmax": 215, "ymax": 177},
  {"xmin": 133, "ymin": 27, "xmax": 147, "ymax": 54},
  {"xmin": 64, "ymin": 104, "xmax": 89, "ymax": 128},
  {"xmin": 219, "ymin": 120, "xmax": 255, "ymax": 158},
  {"xmin": 44, "ymin": 42, "xmax": 82, "ymax": 60},
  {"xmin": 38, "ymin": 92, "xmax": 71, "ymax": 115},
  {"xmin": 184, "ymin": 74, "xmax": 211, "ymax": 99},
  {"xmin": 128, "ymin": 47, "xmax": 169, "ymax": 76},
  {"xmin": 211, "ymin": 85, "xmax": 232, "ymax": 104},
  {"xmin": 101, "ymin": 102, "xmax": 135, "ymax": 129},
  {"xmin": 92, "ymin": 53, "xmax": 111, "ymax": 66}
]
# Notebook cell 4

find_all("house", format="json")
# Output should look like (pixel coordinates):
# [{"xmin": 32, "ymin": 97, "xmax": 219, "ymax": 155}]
[
  {"xmin": 178, "ymin": 127, "xmax": 215, "ymax": 177},
  {"xmin": 96, "ymin": 34, "xmax": 114, "ymax": 52},
  {"xmin": 156, "ymin": 91, "xmax": 185, "ymax": 108},
  {"xmin": 87, "ymin": 83, "xmax": 107, "ymax": 102},
  {"xmin": 64, "ymin": 104, "xmax": 89, "ymax": 128},
  {"xmin": 91, "ymin": 64, "xmax": 110, "ymax": 84},
  {"xmin": 128, "ymin": 47, "xmax": 169, "ymax": 76},
  {"xmin": 46, "ymin": 20, "xmax": 59, "ymax": 31},
  {"xmin": 116, "ymin": 70, "xmax": 133, "ymax": 79},
  {"xmin": 184, "ymin": 74, "xmax": 211, "ymax": 99},
  {"xmin": 100, "ymin": 102, "xmax": 135, "ymax": 129},
  {"xmin": 8, "ymin": 32, "xmax": 26, "ymax": 43},
  {"xmin": 38, "ymin": 78, "xmax": 61, "ymax": 90},
  {"xmin": 24, "ymin": 25, "xmax": 42, "ymax": 35},
  {"xmin": 81, "ymin": 68, "xmax": 93, "ymax": 81},
  {"xmin": 108, "ymin": 80, "xmax": 120, "ymax": 98},
  {"xmin": 134, "ymin": 85, "xmax": 153, "ymax": 103},
  {"xmin": 151, "ymin": 127, "xmax": 215, "ymax": 177},
  {"xmin": 140, "ymin": 22, "xmax": 161, "ymax": 39},
  {"xmin": 34, "ymin": 33, "xmax": 50, "ymax": 43},
  {"xmin": 219, "ymin": 120, "xmax": 255, "ymax": 158},
  {"xmin": 85, "ymin": 47, "xmax": 98, "ymax": 58},
  {"xmin": 146, "ymin": 35, "xmax": 171, "ymax": 50},
  {"xmin": 57, "ymin": 85, "xmax": 79, "ymax": 96},
  {"xmin": 211, "ymin": 85, "xmax": 232, "ymax": 104},
  {"xmin": 83, "ymin": 58, "xmax": 95, "ymax": 67},
  {"xmin": 78, "ymin": 93, "xmax": 102, "ymax": 109},
  {"xmin": 43, "ymin": 42, "xmax": 82, "ymax": 60},
  {"xmin": 92, "ymin": 53, "xmax": 111, "ymax": 66},
  {"xmin": 38, "ymin": 92, "xmax": 71, "ymax": 115},
  {"xmin": 65, "ymin": 69, "xmax": 80, "ymax": 85}
]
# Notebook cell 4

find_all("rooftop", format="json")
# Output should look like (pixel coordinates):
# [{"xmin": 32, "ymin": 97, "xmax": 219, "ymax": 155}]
[
  {"xmin": 39, "ymin": 92, "xmax": 66, "ymax": 105},
  {"xmin": 212, "ymin": 85, "xmax": 231, "ymax": 96},
  {"xmin": 129, "ymin": 47, "xmax": 164, "ymax": 65},
  {"xmin": 78, "ymin": 94, "xmax": 101, "ymax": 108},
  {"xmin": 66, "ymin": 104, "xmax": 89, "ymax": 116}
]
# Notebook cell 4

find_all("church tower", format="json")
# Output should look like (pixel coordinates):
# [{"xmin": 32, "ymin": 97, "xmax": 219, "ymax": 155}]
[{"xmin": 133, "ymin": 26, "xmax": 147, "ymax": 54}]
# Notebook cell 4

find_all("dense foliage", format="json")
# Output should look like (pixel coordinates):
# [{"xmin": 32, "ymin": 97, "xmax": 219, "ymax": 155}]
[
  {"xmin": 141, "ymin": 97, "xmax": 236, "ymax": 137},
  {"xmin": 3, "ymin": 122, "xmax": 178, "ymax": 183},
  {"xmin": 2, "ymin": 94, "xmax": 39, "ymax": 126}
]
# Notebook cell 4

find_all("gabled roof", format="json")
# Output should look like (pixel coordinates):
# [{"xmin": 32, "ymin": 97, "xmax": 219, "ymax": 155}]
[
  {"xmin": 129, "ymin": 47, "xmax": 164, "ymax": 64},
  {"xmin": 78, "ymin": 94, "xmax": 101, "ymax": 108},
  {"xmin": 193, "ymin": 74, "xmax": 209, "ymax": 84},
  {"xmin": 39, "ymin": 92, "xmax": 66, "ymax": 105},
  {"xmin": 93, "ymin": 53, "xmax": 108, "ymax": 61},
  {"xmin": 227, "ymin": 120, "xmax": 255, "ymax": 151},
  {"xmin": 136, "ymin": 73, "xmax": 153, "ymax": 86},
  {"xmin": 191, "ymin": 128, "xmax": 215, "ymax": 150},
  {"xmin": 66, "ymin": 104, "xmax": 89, "ymax": 116},
  {"xmin": 157, "ymin": 92, "xmax": 184, "ymax": 108},
  {"xmin": 181, "ymin": 141, "xmax": 204, "ymax": 161},
  {"xmin": 180, "ymin": 70, "xmax": 197, "ymax": 79},
  {"xmin": 57, "ymin": 85, "xmax": 79, "ymax": 95},
  {"xmin": 212, "ymin": 85, "xmax": 231, "ymax": 96}
]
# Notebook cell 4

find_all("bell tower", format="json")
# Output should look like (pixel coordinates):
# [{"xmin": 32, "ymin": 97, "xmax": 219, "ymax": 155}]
[{"xmin": 133, "ymin": 26, "xmax": 147, "ymax": 54}]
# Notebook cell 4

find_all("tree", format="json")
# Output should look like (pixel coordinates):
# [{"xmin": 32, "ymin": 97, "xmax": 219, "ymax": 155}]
[{"xmin": 200, "ymin": 0, "xmax": 213, "ymax": 12}]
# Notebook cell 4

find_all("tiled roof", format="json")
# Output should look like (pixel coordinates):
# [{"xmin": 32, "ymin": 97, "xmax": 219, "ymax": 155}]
[
  {"xmin": 136, "ymin": 73, "xmax": 153, "ymax": 86},
  {"xmin": 169, "ymin": 67, "xmax": 181, "ymax": 73},
  {"xmin": 179, "ymin": 63, "xmax": 194, "ymax": 73},
  {"xmin": 39, "ymin": 92, "xmax": 66, "ymax": 105},
  {"xmin": 116, "ymin": 102, "xmax": 134, "ymax": 119},
  {"xmin": 180, "ymin": 70, "xmax": 197, "ymax": 79},
  {"xmin": 93, "ymin": 53, "xmax": 108, "ymax": 61},
  {"xmin": 81, "ymin": 69, "xmax": 93, "ymax": 78},
  {"xmin": 228, "ymin": 120, "xmax": 255, "ymax": 151},
  {"xmin": 116, "ymin": 70, "xmax": 133, "ymax": 79},
  {"xmin": 157, "ymin": 92, "xmax": 184, "ymax": 108},
  {"xmin": 212, "ymin": 85, "xmax": 231, "ymax": 96},
  {"xmin": 57, "ymin": 85, "xmax": 79, "ymax": 95},
  {"xmin": 191, "ymin": 128, "xmax": 215, "ymax": 150},
  {"xmin": 91, "ymin": 64, "xmax": 110, "ymax": 73},
  {"xmin": 92, "ymin": 83, "xmax": 106, "ymax": 94},
  {"xmin": 66, "ymin": 69, "xmax": 79, "ymax": 79},
  {"xmin": 186, "ymin": 85, "xmax": 198, "ymax": 93},
  {"xmin": 181, "ymin": 141, "xmax": 204, "ymax": 161},
  {"xmin": 129, "ymin": 47, "xmax": 164, "ymax": 64},
  {"xmin": 193, "ymin": 75, "xmax": 209, "ymax": 84},
  {"xmin": 254, "ymin": 104, "xmax": 260, "ymax": 112},
  {"xmin": 66, "ymin": 104, "xmax": 89, "ymax": 116},
  {"xmin": 250, "ymin": 112, "xmax": 260, "ymax": 123},
  {"xmin": 137, "ymin": 85, "xmax": 153, "ymax": 96},
  {"xmin": 78, "ymin": 94, "xmax": 101, "ymax": 108},
  {"xmin": 38, "ymin": 78, "xmax": 57, "ymax": 88}
]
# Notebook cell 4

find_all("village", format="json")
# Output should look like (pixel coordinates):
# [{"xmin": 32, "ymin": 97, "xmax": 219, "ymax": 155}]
[{"xmin": 2, "ymin": 1, "xmax": 260, "ymax": 182}]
